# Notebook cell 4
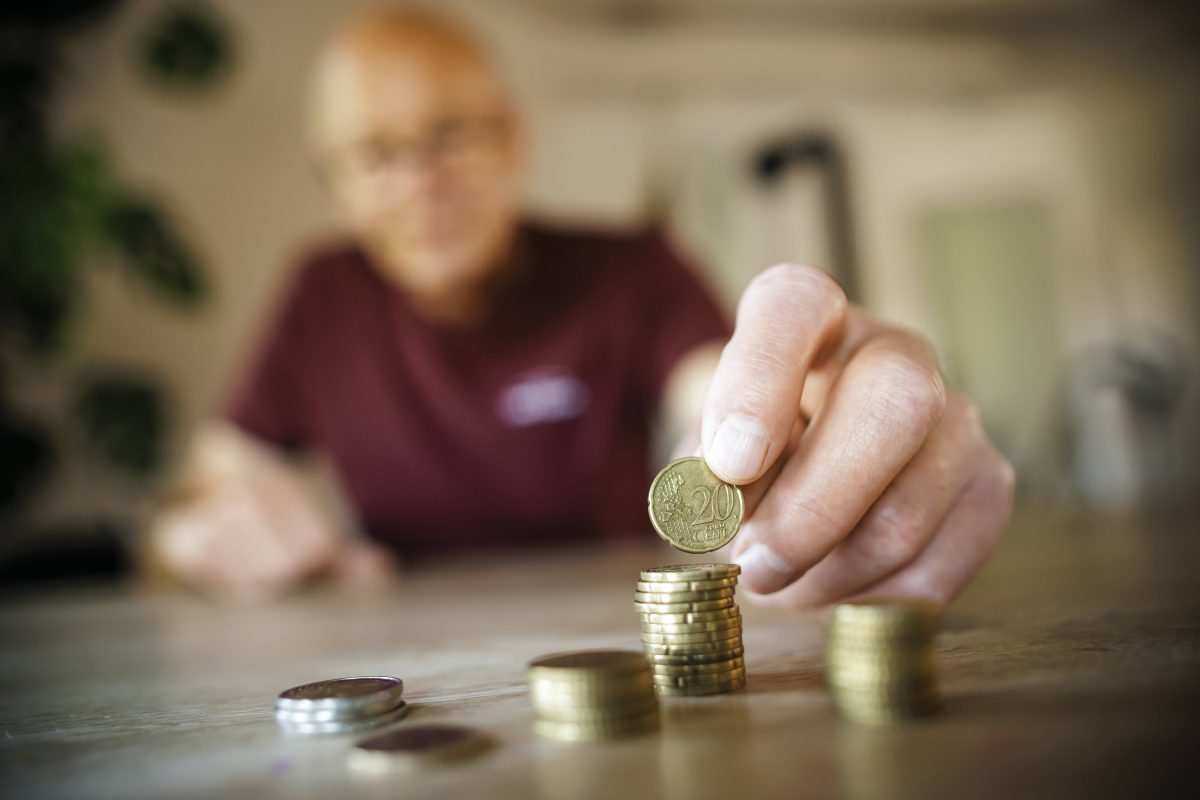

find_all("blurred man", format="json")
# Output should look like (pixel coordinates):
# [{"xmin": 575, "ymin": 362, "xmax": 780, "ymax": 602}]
[{"xmin": 150, "ymin": 9, "xmax": 1013, "ymax": 606}]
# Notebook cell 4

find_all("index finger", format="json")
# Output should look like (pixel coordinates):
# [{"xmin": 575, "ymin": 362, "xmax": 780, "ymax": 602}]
[{"xmin": 702, "ymin": 263, "xmax": 847, "ymax": 484}]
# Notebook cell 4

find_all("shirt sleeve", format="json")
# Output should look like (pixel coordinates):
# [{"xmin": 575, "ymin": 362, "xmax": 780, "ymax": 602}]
[
  {"xmin": 633, "ymin": 230, "xmax": 732, "ymax": 407},
  {"xmin": 224, "ymin": 262, "xmax": 317, "ymax": 452}
]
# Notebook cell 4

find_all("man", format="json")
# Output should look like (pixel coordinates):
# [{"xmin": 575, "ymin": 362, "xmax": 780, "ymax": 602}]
[{"xmin": 150, "ymin": 9, "xmax": 1013, "ymax": 607}]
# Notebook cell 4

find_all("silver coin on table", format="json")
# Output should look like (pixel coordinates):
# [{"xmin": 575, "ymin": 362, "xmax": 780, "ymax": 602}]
[
  {"xmin": 276, "ymin": 700, "xmax": 410, "ymax": 736},
  {"xmin": 275, "ymin": 676, "xmax": 405, "ymax": 718}
]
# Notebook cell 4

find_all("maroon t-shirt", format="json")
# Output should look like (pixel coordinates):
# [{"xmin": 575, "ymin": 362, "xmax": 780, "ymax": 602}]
[{"xmin": 227, "ymin": 221, "xmax": 730, "ymax": 558}]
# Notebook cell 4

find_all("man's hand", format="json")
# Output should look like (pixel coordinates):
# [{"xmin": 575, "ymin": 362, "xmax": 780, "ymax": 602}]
[
  {"xmin": 701, "ymin": 264, "xmax": 1014, "ymax": 608},
  {"xmin": 148, "ymin": 423, "xmax": 395, "ymax": 602}
]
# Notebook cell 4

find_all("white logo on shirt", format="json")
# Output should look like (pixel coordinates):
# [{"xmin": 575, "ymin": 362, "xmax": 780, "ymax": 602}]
[{"xmin": 496, "ymin": 369, "xmax": 591, "ymax": 428}]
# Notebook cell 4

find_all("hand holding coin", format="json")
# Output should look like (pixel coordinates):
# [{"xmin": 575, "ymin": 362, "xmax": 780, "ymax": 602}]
[{"xmin": 684, "ymin": 264, "xmax": 1015, "ymax": 607}]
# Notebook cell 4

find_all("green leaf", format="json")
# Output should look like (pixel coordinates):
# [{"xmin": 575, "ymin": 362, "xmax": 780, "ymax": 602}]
[
  {"xmin": 104, "ymin": 195, "xmax": 207, "ymax": 307},
  {"xmin": 74, "ymin": 370, "xmax": 167, "ymax": 479}
]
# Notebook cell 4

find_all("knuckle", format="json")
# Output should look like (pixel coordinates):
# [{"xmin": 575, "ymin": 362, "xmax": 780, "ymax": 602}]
[
  {"xmin": 747, "ymin": 263, "xmax": 847, "ymax": 319},
  {"xmin": 870, "ymin": 349, "xmax": 946, "ymax": 431},
  {"xmin": 861, "ymin": 507, "xmax": 929, "ymax": 567}
]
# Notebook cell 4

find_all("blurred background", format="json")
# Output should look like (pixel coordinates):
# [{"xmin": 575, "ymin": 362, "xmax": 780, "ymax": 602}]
[{"xmin": 2, "ymin": 0, "xmax": 1198, "ymax": 586}]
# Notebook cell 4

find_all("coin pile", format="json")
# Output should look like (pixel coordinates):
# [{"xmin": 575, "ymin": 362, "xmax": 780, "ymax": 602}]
[
  {"xmin": 825, "ymin": 598, "xmax": 942, "ymax": 724},
  {"xmin": 274, "ymin": 676, "xmax": 409, "ymax": 735},
  {"xmin": 527, "ymin": 650, "xmax": 660, "ymax": 741},
  {"xmin": 636, "ymin": 563, "xmax": 746, "ymax": 696}
]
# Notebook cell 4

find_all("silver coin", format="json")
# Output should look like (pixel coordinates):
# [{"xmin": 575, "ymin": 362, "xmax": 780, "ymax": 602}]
[
  {"xmin": 275, "ymin": 676, "xmax": 404, "ymax": 717},
  {"xmin": 276, "ymin": 700, "xmax": 410, "ymax": 736}
]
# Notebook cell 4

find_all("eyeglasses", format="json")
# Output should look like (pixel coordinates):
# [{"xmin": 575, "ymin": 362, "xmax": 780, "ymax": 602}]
[{"xmin": 318, "ymin": 116, "xmax": 507, "ymax": 188}]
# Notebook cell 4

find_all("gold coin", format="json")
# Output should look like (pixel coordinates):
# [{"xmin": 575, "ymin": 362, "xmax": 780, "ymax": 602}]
[
  {"xmin": 829, "ymin": 597, "xmax": 939, "ymax": 631},
  {"xmin": 528, "ymin": 650, "xmax": 648, "ymax": 681},
  {"xmin": 640, "ymin": 563, "xmax": 741, "ymax": 583},
  {"xmin": 530, "ymin": 677, "xmax": 654, "ymax": 705},
  {"xmin": 641, "ymin": 616, "xmax": 742, "ymax": 635},
  {"xmin": 655, "ymin": 677, "xmax": 746, "ymax": 696},
  {"xmin": 533, "ymin": 711, "xmax": 660, "ymax": 741},
  {"xmin": 636, "ymin": 577, "xmax": 738, "ymax": 593},
  {"xmin": 647, "ymin": 646, "xmax": 745, "ymax": 666},
  {"xmin": 641, "ymin": 636, "xmax": 742, "ymax": 656},
  {"xmin": 651, "ymin": 656, "xmax": 744, "ymax": 676},
  {"xmin": 634, "ymin": 597, "xmax": 737, "ymax": 615},
  {"xmin": 654, "ymin": 666, "xmax": 746, "ymax": 686},
  {"xmin": 641, "ymin": 629, "xmax": 744, "ymax": 645},
  {"xmin": 633, "ymin": 588, "xmax": 735, "ymax": 604},
  {"xmin": 638, "ymin": 607, "xmax": 740, "ymax": 624},
  {"xmin": 647, "ymin": 457, "xmax": 745, "ymax": 554},
  {"xmin": 533, "ymin": 696, "xmax": 659, "ymax": 723}
]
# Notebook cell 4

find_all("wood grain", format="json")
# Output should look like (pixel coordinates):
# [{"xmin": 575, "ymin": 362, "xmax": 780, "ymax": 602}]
[{"xmin": 2, "ymin": 509, "xmax": 1198, "ymax": 799}]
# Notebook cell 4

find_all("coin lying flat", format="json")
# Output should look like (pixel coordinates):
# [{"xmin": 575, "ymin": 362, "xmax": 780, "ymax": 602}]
[
  {"xmin": 276, "ymin": 677, "xmax": 404, "ymax": 715},
  {"xmin": 276, "ymin": 700, "xmax": 410, "ymax": 736},
  {"xmin": 641, "ymin": 616, "xmax": 742, "ymax": 635},
  {"xmin": 640, "ymin": 564, "xmax": 741, "ymax": 583},
  {"xmin": 533, "ymin": 710, "xmax": 660, "ymax": 741},
  {"xmin": 349, "ymin": 724, "xmax": 489, "ymax": 772},
  {"xmin": 634, "ymin": 588, "xmax": 736, "ymax": 604},
  {"xmin": 636, "ymin": 577, "xmax": 739, "ymax": 593},
  {"xmin": 633, "ymin": 597, "xmax": 737, "ymax": 615},
  {"xmin": 648, "ymin": 458, "xmax": 745, "ymax": 554},
  {"xmin": 639, "ymin": 607, "xmax": 741, "ymax": 625}
]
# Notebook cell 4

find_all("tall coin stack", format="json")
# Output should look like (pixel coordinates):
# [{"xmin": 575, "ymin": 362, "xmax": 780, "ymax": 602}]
[
  {"xmin": 274, "ymin": 676, "xmax": 409, "ymax": 735},
  {"xmin": 527, "ymin": 650, "xmax": 660, "ymax": 741},
  {"xmin": 825, "ymin": 598, "xmax": 942, "ymax": 724},
  {"xmin": 636, "ymin": 564, "xmax": 746, "ymax": 696}
]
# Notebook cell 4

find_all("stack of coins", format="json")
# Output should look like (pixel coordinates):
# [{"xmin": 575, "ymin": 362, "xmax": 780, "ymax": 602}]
[
  {"xmin": 274, "ymin": 676, "xmax": 409, "ymax": 735},
  {"xmin": 527, "ymin": 650, "xmax": 660, "ymax": 741},
  {"xmin": 636, "ymin": 564, "xmax": 746, "ymax": 696},
  {"xmin": 825, "ymin": 598, "xmax": 942, "ymax": 724}
]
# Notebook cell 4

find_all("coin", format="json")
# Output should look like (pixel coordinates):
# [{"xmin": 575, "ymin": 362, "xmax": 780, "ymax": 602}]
[
  {"xmin": 636, "ymin": 577, "xmax": 739, "ymax": 593},
  {"xmin": 641, "ymin": 636, "xmax": 742, "ymax": 656},
  {"xmin": 648, "ymin": 458, "xmax": 745, "ymax": 553},
  {"xmin": 529, "ymin": 650, "xmax": 648, "ymax": 674},
  {"xmin": 651, "ymin": 656, "xmax": 745, "ymax": 675},
  {"xmin": 276, "ymin": 700, "xmax": 410, "ymax": 736},
  {"xmin": 529, "ymin": 678, "xmax": 655, "ymax": 706},
  {"xmin": 276, "ymin": 677, "xmax": 404, "ymax": 716},
  {"xmin": 647, "ymin": 646, "xmax": 745, "ymax": 666},
  {"xmin": 657, "ymin": 671, "xmax": 739, "ymax": 690},
  {"xmin": 639, "ymin": 607, "xmax": 741, "ymax": 625},
  {"xmin": 533, "ymin": 710, "xmax": 660, "ymax": 741},
  {"xmin": 633, "ymin": 597, "xmax": 737, "ymax": 614},
  {"xmin": 641, "ymin": 617, "xmax": 742, "ymax": 635},
  {"xmin": 640, "ymin": 629, "xmax": 744, "ymax": 645},
  {"xmin": 348, "ymin": 724, "xmax": 488, "ymax": 772},
  {"xmin": 633, "ymin": 588, "xmax": 736, "ymax": 604},
  {"xmin": 640, "ymin": 563, "xmax": 741, "ymax": 582},
  {"xmin": 656, "ymin": 677, "xmax": 746, "ymax": 696},
  {"xmin": 532, "ymin": 696, "xmax": 660, "ymax": 723}
]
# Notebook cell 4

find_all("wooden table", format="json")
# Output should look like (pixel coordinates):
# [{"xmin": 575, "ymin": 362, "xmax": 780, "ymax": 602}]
[{"xmin": 2, "ymin": 509, "xmax": 1199, "ymax": 799}]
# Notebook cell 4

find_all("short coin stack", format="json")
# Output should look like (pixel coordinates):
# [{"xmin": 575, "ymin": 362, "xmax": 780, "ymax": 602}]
[
  {"xmin": 274, "ymin": 676, "xmax": 409, "ymax": 735},
  {"xmin": 825, "ymin": 598, "xmax": 942, "ymax": 724},
  {"xmin": 527, "ymin": 650, "xmax": 660, "ymax": 741},
  {"xmin": 636, "ymin": 564, "xmax": 746, "ymax": 696}
]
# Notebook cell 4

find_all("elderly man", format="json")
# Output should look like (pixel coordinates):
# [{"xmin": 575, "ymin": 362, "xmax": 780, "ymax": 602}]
[{"xmin": 150, "ymin": 9, "xmax": 1013, "ymax": 605}]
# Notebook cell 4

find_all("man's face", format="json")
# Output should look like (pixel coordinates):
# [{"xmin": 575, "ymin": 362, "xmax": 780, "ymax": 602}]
[{"xmin": 311, "ymin": 44, "xmax": 521, "ymax": 299}]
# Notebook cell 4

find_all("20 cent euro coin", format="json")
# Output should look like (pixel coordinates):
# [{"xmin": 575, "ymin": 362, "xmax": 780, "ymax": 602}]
[{"xmin": 648, "ymin": 456, "xmax": 744, "ymax": 554}]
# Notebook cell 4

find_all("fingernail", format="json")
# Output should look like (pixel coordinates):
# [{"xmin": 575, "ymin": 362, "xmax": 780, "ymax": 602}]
[
  {"xmin": 707, "ymin": 414, "xmax": 770, "ymax": 483},
  {"xmin": 734, "ymin": 542, "xmax": 795, "ymax": 593}
]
